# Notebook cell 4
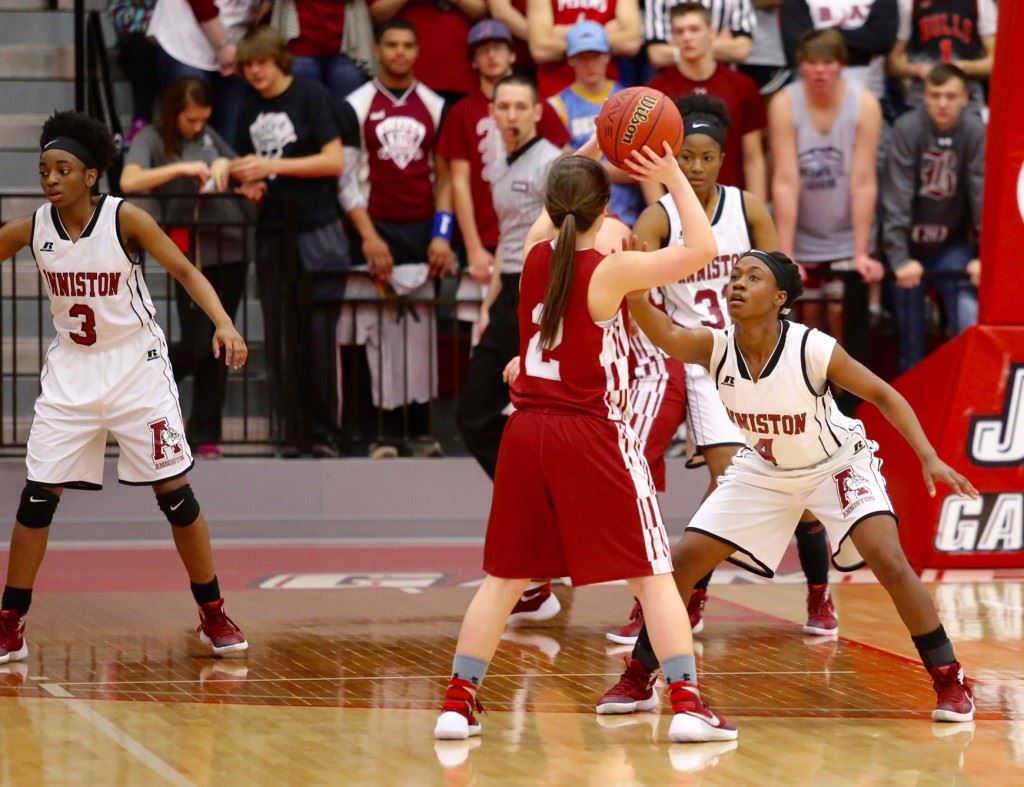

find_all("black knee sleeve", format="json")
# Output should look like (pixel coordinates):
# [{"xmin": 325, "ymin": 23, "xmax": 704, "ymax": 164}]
[
  {"xmin": 157, "ymin": 484, "xmax": 200, "ymax": 526},
  {"xmin": 16, "ymin": 482, "xmax": 59, "ymax": 528}
]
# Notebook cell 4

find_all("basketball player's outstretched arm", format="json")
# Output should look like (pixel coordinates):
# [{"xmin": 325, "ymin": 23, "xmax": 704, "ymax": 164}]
[
  {"xmin": 625, "ymin": 291, "xmax": 714, "ymax": 367},
  {"xmin": 117, "ymin": 202, "xmax": 248, "ymax": 370},
  {"xmin": 826, "ymin": 345, "xmax": 977, "ymax": 499},
  {"xmin": 0, "ymin": 216, "xmax": 32, "ymax": 263}
]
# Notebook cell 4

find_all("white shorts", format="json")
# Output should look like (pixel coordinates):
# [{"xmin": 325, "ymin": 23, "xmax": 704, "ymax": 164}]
[
  {"xmin": 684, "ymin": 362, "xmax": 744, "ymax": 467},
  {"xmin": 26, "ymin": 328, "xmax": 193, "ymax": 489},
  {"xmin": 687, "ymin": 438, "xmax": 896, "ymax": 577}
]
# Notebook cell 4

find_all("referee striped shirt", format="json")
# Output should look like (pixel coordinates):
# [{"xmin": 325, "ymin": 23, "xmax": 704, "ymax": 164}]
[{"xmin": 645, "ymin": 0, "xmax": 756, "ymax": 44}]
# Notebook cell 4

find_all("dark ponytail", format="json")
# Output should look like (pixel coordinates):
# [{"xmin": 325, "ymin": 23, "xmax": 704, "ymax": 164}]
[{"xmin": 540, "ymin": 156, "xmax": 610, "ymax": 349}]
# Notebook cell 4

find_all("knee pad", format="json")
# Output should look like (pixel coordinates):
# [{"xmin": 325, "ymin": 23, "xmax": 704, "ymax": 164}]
[
  {"xmin": 157, "ymin": 484, "xmax": 200, "ymax": 526},
  {"xmin": 17, "ymin": 482, "xmax": 60, "ymax": 528}
]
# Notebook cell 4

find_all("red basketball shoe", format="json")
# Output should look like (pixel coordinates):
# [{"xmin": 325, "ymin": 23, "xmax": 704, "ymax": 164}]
[
  {"xmin": 197, "ymin": 600, "xmax": 248, "ymax": 657},
  {"xmin": 930, "ymin": 662, "xmax": 975, "ymax": 722},
  {"xmin": 596, "ymin": 658, "xmax": 659, "ymax": 714},
  {"xmin": 688, "ymin": 588, "xmax": 707, "ymax": 635},
  {"xmin": 667, "ymin": 681, "xmax": 738, "ymax": 742},
  {"xmin": 507, "ymin": 581, "xmax": 561, "ymax": 625},
  {"xmin": 803, "ymin": 584, "xmax": 839, "ymax": 636},
  {"xmin": 434, "ymin": 678, "xmax": 483, "ymax": 739},
  {"xmin": 605, "ymin": 598, "xmax": 644, "ymax": 645},
  {"xmin": 0, "ymin": 610, "xmax": 27, "ymax": 665}
]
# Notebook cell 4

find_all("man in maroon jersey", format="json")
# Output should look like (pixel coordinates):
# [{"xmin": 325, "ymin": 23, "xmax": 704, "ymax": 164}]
[
  {"xmin": 437, "ymin": 19, "xmax": 571, "ymax": 286},
  {"xmin": 648, "ymin": 3, "xmax": 766, "ymax": 201},
  {"xmin": 338, "ymin": 20, "xmax": 455, "ymax": 457}
]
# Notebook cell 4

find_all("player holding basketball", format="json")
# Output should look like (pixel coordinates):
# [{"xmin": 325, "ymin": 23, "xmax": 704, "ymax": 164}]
[
  {"xmin": 604, "ymin": 249, "xmax": 977, "ymax": 722},
  {"xmin": 0, "ymin": 112, "xmax": 248, "ymax": 664},
  {"xmin": 606, "ymin": 96, "xmax": 838, "ymax": 656},
  {"xmin": 434, "ymin": 139, "xmax": 738, "ymax": 744}
]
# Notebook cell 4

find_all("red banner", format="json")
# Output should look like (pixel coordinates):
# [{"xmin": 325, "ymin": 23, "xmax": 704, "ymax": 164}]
[{"xmin": 858, "ymin": 327, "xmax": 1024, "ymax": 569}]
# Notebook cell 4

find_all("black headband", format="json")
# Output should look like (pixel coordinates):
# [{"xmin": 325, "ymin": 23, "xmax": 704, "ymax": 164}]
[
  {"xmin": 42, "ymin": 137, "xmax": 98, "ymax": 170},
  {"xmin": 683, "ymin": 113, "xmax": 727, "ymax": 148},
  {"xmin": 743, "ymin": 249, "xmax": 797, "ymax": 312}
]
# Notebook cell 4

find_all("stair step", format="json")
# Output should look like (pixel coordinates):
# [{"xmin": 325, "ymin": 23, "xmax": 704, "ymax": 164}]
[
  {"xmin": 0, "ymin": 1, "xmax": 106, "ymax": 10},
  {"xmin": 0, "ymin": 10, "xmax": 75, "ymax": 43},
  {"xmin": 0, "ymin": 78, "xmax": 132, "ymax": 115},
  {"xmin": 0, "ymin": 44, "xmax": 75, "ymax": 79}
]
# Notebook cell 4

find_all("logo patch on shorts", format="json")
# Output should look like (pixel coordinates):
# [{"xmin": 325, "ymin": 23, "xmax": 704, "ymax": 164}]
[
  {"xmin": 833, "ymin": 466, "xmax": 874, "ymax": 516},
  {"xmin": 149, "ymin": 418, "xmax": 185, "ymax": 469}
]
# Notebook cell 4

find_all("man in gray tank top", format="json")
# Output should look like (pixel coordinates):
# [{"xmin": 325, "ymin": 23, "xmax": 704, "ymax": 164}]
[{"xmin": 768, "ymin": 29, "xmax": 883, "ymax": 367}]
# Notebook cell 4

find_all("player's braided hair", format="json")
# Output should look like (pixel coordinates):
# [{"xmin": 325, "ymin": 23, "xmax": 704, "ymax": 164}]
[{"xmin": 39, "ymin": 111, "xmax": 117, "ymax": 174}]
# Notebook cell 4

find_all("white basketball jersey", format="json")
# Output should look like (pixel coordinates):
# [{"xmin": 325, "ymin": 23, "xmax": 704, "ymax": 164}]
[
  {"xmin": 32, "ymin": 196, "xmax": 159, "ymax": 351},
  {"xmin": 659, "ymin": 185, "xmax": 752, "ymax": 330},
  {"xmin": 708, "ymin": 321, "xmax": 866, "ymax": 469}
]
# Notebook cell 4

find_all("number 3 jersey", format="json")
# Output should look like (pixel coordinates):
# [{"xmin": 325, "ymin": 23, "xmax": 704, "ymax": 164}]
[
  {"xmin": 32, "ymin": 195, "xmax": 159, "ymax": 351},
  {"xmin": 658, "ymin": 184, "xmax": 751, "ymax": 331},
  {"xmin": 512, "ymin": 242, "xmax": 632, "ymax": 421},
  {"xmin": 708, "ymin": 320, "xmax": 865, "ymax": 469}
]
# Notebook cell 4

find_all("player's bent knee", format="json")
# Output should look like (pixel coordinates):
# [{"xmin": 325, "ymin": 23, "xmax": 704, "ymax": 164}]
[
  {"xmin": 157, "ymin": 484, "xmax": 200, "ymax": 526},
  {"xmin": 16, "ymin": 482, "xmax": 60, "ymax": 528}
]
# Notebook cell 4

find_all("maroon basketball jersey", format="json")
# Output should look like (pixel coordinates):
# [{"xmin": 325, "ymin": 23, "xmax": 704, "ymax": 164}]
[
  {"xmin": 345, "ymin": 80, "xmax": 445, "ymax": 223},
  {"xmin": 512, "ymin": 242, "xmax": 631, "ymax": 420}
]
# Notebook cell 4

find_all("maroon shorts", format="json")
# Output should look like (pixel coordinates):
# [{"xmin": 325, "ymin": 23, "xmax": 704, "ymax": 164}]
[
  {"xmin": 632, "ymin": 357, "xmax": 686, "ymax": 492},
  {"xmin": 483, "ymin": 409, "xmax": 674, "ymax": 586}
]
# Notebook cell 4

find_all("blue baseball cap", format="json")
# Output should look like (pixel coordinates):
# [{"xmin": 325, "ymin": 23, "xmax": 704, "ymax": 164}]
[
  {"xmin": 467, "ymin": 19, "xmax": 513, "ymax": 50},
  {"xmin": 566, "ymin": 20, "xmax": 610, "ymax": 57}
]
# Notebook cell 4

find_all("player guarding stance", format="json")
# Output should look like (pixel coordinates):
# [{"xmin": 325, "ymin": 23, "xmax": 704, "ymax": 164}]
[
  {"xmin": 607, "ymin": 96, "xmax": 837, "ymax": 655},
  {"xmin": 606, "ymin": 249, "xmax": 977, "ymax": 722},
  {"xmin": 435, "ymin": 140, "xmax": 738, "ymax": 744},
  {"xmin": 0, "ymin": 112, "xmax": 248, "ymax": 664}
]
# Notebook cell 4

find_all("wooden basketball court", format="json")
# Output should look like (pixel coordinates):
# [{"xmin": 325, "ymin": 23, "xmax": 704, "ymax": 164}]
[{"xmin": 0, "ymin": 540, "xmax": 1020, "ymax": 785}]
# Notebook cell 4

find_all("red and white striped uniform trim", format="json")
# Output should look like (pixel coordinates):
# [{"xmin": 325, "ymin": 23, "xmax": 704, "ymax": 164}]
[{"xmin": 614, "ymin": 420, "xmax": 673, "ymax": 574}]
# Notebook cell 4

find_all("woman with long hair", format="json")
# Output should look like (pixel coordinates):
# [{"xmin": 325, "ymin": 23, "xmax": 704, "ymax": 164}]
[
  {"xmin": 121, "ymin": 77, "xmax": 251, "ymax": 459},
  {"xmin": 434, "ymin": 139, "xmax": 737, "ymax": 745}
]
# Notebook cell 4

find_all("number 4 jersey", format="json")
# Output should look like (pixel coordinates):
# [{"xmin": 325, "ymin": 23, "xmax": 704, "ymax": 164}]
[
  {"xmin": 32, "ymin": 195, "xmax": 158, "ymax": 350},
  {"xmin": 658, "ymin": 184, "xmax": 751, "ymax": 331}
]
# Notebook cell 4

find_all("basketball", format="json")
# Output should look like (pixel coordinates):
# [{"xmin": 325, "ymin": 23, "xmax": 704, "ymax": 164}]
[{"xmin": 596, "ymin": 87, "xmax": 684, "ymax": 170}]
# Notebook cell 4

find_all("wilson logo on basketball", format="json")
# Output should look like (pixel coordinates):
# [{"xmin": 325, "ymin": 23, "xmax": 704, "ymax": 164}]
[
  {"xmin": 833, "ymin": 466, "xmax": 874, "ymax": 515},
  {"xmin": 149, "ymin": 418, "xmax": 185, "ymax": 468},
  {"xmin": 622, "ymin": 94, "xmax": 658, "ymax": 145}
]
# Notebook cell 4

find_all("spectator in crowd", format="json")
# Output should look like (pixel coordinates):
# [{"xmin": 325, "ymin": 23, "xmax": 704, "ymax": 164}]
[
  {"xmin": 456, "ymin": 74, "xmax": 561, "ymax": 480},
  {"xmin": 338, "ymin": 20, "xmax": 454, "ymax": 458},
  {"xmin": 882, "ymin": 64, "xmax": 983, "ymax": 373},
  {"xmin": 769, "ymin": 29, "xmax": 883, "ymax": 349},
  {"xmin": 548, "ymin": 21, "xmax": 643, "ymax": 225},
  {"xmin": 738, "ymin": 0, "xmax": 793, "ymax": 97},
  {"xmin": 106, "ymin": 0, "xmax": 160, "ymax": 140},
  {"xmin": 437, "ymin": 19, "xmax": 570, "ymax": 286},
  {"xmin": 887, "ymin": 0, "xmax": 997, "ymax": 111},
  {"xmin": 120, "ymin": 78, "xmax": 252, "ymax": 460},
  {"xmin": 487, "ymin": 0, "xmax": 535, "ymax": 75},
  {"xmin": 781, "ymin": 0, "xmax": 898, "ymax": 101},
  {"xmin": 646, "ymin": 0, "xmax": 756, "ymax": 69},
  {"xmin": 527, "ymin": 0, "xmax": 643, "ymax": 98},
  {"xmin": 231, "ymin": 26, "xmax": 349, "ymax": 456},
  {"xmin": 648, "ymin": 3, "xmax": 767, "ymax": 201},
  {"xmin": 146, "ymin": 0, "xmax": 265, "ymax": 147},
  {"xmin": 369, "ymin": 0, "xmax": 488, "ymax": 103},
  {"xmin": 269, "ymin": 0, "xmax": 373, "ymax": 99}
]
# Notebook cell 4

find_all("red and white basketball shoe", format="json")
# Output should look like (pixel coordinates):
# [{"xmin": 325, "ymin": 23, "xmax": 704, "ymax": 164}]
[
  {"xmin": 606, "ymin": 598, "xmax": 644, "ymax": 645},
  {"xmin": 596, "ymin": 658, "xmax": 659, "ymax": 714},
  {"xmin": 667, "ymin": 681, "xmax": 738, "ymax": 742},
  {"xmin": 197, "ymin": 600, "xmax": 248, "ymax": 657},
  {"xmin": 688, "ymin": 588, "xmax": 707, "ymax": 635},
  {"xmin": 434, "ymin": 678, "xmax": 483, "ymax": 739},
  {"xmin": 803, "ymin": 584, "xmax": 839, "ymax": 636},
  {"xmin": 930, "ymin": 662, "xmax": 975, "ymax": 722},
  {"xmin": 0, "ymin": 610, "xmax": 27, "ymax": 665},
  {"xmin": 507, "ymin": 581, "xmax": 561, "ymax": 625}
]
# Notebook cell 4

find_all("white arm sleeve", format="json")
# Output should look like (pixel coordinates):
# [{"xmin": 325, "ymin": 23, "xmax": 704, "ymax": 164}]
[{"xmin": 338, "ymin": 145, "xmax": 366, "ymax": 213}]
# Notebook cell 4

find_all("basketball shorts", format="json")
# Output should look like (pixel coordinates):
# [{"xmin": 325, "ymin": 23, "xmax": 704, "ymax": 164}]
[
  {"xmin": 684, "ymin": 363, "xmax": 745, "ymax": 467},
  {"xmin": 26, "ymin": 328, "xmax": 193, "ymax": 489},
  {"xmin": 687, "ymin": 437, "xmax": 896, "ymax": 577},
  {"xmin": 629, "ymin": 354, "xmax": 686, "ymax": 492},
  {"xmin": 484, "ymin": 410, "xmax": 673, "ymax": 586}
]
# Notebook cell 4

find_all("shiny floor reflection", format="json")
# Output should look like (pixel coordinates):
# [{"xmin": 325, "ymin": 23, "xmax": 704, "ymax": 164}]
[{"xmin": 0, "ymin": 582, "xmax": 1021, "ymax": 785}]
